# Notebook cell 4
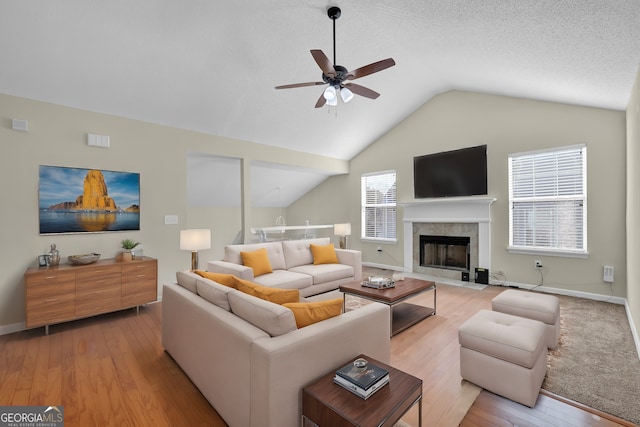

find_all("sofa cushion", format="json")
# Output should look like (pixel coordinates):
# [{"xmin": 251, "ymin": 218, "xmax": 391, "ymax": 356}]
[
  {"xmin": 228, "ymin": 291, "xmax": 297, "ymax": 337},
  {"xmin": 233, "ymin": 277, "xmax": 300, "ymax": 304},
  {"xmin": 225, "ymin": 241, "xmax": 286, "ymax": 270},
  {"xmin": 310, "ymin": 243, "xmax": 339, "ymax": 265},
  {"xmin": 240, "ymin": 248, "xmax": 273, "ymax": 276},
  {"xmin": 176, "ymin": 270, "xmax": 199, "ymax": 293},
  {"xmin": 194, "ymin": 270, "xmax": 237, "ymax": 288},
  {"xmin": 195, "ymin": 278, "xmax": 234, "ymax": 311},
  {"xmin": 252, "ymin": 270, "xmax": 313, "ymax": 290},
  {"xmin": 289, "ymin": 263, "xmax": 355, "ymax": 285},
  {"xmin": 282, "ymin": 237, "xmax": 331, "ymax": 268},
  {"xmin": 282, "ymin": 298, "xmax": 343, "ymax": 328}
]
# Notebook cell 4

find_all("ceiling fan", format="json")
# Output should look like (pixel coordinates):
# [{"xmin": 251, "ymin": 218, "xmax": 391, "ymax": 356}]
[{"xmin": 275, "ymin": 6, "xmax": 396, "ymax": 108}]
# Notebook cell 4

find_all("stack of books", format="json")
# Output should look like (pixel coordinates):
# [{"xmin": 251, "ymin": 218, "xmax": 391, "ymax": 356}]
[{"xmin": 333, "ymin": 358, "xmax": 390, "ymax": 399}]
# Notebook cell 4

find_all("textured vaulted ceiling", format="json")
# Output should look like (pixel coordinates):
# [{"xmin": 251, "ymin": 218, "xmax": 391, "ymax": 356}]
[{"xmin": 1, "ymin": 1, "xmax": 639, "ymax": 162}]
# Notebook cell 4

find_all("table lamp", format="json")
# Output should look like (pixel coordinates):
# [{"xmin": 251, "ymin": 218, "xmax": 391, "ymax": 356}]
[
  {"xmin": 180, "ymin": 229, "xmax": 211, "ymax": 270},
  {"xmin": 334, "ymin": 223, "xmax": 351, "ymax": 249}
]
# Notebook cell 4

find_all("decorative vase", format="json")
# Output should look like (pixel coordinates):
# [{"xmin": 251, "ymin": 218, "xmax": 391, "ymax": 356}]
[
  {"xmin": 122, "ymin": 251, "xmax": 132, "ymax": 262},
  {"xmin": 48, "ymin": 244, "xmax": 60, "ymax": 267}
]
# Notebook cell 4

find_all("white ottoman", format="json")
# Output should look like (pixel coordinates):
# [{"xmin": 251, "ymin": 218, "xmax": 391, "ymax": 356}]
[
  {"xmin": 492, "ymin": 289, "xmax": 560, "ymax": 349},
  {"xmin": 458, "ymin": 309, "xmax": 547, "ymax": 407}
]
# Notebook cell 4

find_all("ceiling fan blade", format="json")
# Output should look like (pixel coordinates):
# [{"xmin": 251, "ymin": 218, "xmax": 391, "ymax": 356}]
[
  {"xmin": 346, "ymin": 58, "xmax": 396, "ymax": 80},
  {"xmin": 310, "ymin": 50, "xmax": 336, "ymax": 77},
  {"xmin": 275, "ymin": 82, "xmax": 325, "ymax": 90},
  {"xmin": 343, "ymin": 83, "xmax": 380, "ymax": 99},
  {"xmin": 314, "ymin": 92, "xmax": 327, "ymax": 108}
]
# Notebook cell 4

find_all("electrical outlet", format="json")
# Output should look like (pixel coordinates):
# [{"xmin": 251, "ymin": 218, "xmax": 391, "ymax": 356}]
[
  {"xmin": 603, "ymin": 265, "xmax": 614, "ymax": 283},
  {"xmin": 534, "ymin": 260, "xmax": 543, "ymax": 269}
]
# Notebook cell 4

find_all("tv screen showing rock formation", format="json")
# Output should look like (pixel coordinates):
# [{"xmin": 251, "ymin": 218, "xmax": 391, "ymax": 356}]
[{"xmin": 39, "ymin": 165, "xmax": 140, "ymax": 234}]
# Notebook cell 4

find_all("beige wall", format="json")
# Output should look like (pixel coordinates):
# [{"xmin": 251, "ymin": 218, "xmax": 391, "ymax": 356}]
[
  {"xmin": 290, "ymin": 91, "xmax": 627, "ymax": 297},
  {"xmin": 0, "ymin": 93, "xmax": 347, "ymax": 331},
  {"xmin": 627, "ymin": 69, "xmax": 640, "ymax": 336}
]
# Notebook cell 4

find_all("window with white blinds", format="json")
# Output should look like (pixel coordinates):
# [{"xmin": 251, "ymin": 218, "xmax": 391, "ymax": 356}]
[
  {"xmin": 508, "ymin": 145, "xmax": 587, "ymax": 256},
  {"xmin": 361, "ymin": 171, "xmax": 397, "ymax": 242}
]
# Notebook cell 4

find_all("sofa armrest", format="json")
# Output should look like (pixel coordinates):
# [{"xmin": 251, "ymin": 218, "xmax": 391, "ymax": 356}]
[
  {"xmin": 335, "ymin": 249, "xmax": 363, "ymax": 281},
  {"xmin": 249, "ymin": 302, "xmax": 390, "ymax": 427},
  {"xmin": 207, "ymin": 260, "xmax": 255, "ymax": 280}
]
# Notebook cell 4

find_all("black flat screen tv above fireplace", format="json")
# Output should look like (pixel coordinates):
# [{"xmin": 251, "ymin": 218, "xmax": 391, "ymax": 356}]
[{"xmin": 413, "ymin": 145, "xmax": 487, "ymax": 198}]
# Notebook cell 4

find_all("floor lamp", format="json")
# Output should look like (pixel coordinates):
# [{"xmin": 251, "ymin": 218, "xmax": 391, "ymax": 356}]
[
  {"xmin": 334, "ymin": 223, "xmax": 351, "ymax": 249},
  {"xmin": 180, "ymin": 229, "xmax": 211, "ymax": 271}
]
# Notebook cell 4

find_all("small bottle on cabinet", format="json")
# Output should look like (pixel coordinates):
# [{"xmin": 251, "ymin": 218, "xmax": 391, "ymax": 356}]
[{"xmin": 48, "ymin": 244, "xmax": 60, "ymax": 266}]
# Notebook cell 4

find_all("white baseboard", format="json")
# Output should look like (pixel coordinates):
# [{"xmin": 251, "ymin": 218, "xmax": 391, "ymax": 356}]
[
  {"xmin": 624, "ymin": 301, "xmax": 640, "ymax": 360},
  {"xmin": 490, "ymin": 278, "xmax": 627, "ymax": 305},
  {"xmin": 0, "ymin": 322, "xmax": 25, "ymax": 336}
]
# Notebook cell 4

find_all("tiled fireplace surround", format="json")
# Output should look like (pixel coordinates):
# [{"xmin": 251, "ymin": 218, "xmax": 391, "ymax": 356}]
[{"xmin": 401, "ymin": 197, "xmax": 496, "ymax": 281}]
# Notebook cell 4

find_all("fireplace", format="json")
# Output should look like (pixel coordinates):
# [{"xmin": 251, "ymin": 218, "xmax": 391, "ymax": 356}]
[
  {"xmin": 400, "ymin": 197, "xmax": 496, "ymax": 280},
  {"xmin": 420, "ymin": 235, "xmax": 470, "ymax": 271}
]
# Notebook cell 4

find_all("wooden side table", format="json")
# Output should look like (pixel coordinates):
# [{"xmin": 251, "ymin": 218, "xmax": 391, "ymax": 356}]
[{"xmin": 302, "ymin": 355, "xmax": 422, "ymax": 427}]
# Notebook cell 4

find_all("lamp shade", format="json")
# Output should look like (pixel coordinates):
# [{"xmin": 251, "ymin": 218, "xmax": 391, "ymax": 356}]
[
  {"xmin": 334, "ymin": 223, "xmax": 352, "ymax": 236},
  {"xmin": 323, "ymin": 86, "xmax": 337, "ymax": 101},
  {"xmin": 340, "ymin": 87, "xmax": 354, "ymax": 103},
  {"xmin": 180, "ymin": 229, "xmax": 211, "ymax": 251}
]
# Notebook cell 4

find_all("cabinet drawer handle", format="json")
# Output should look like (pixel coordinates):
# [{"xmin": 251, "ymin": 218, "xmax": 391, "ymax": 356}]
[
  {"xmin": 95, "ymin": 280, "xmax": 105, "ymax": 283},
  {"xmin": 45, "ymin": 276, "xmax": 56, "ymax": 279},
  {"xmin": 136, "ymin": 274, "xmax": 146, "ymax": 278},
  {"xmin": 45, "ymin": 298, "xmax": 58, "ymax": 303}
]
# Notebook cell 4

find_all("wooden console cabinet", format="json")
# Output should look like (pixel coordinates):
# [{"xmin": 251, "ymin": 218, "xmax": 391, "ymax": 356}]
[{"xmin": 24, "ymin": 256, "xmax": 157, "ymax": 334}]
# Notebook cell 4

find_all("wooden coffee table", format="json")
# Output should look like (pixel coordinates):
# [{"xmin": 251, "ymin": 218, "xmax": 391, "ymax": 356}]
[
  {"xmin": 302, "ymin": 354, "xmax": 422, "ymax": 427},
  {"xmin": 340, "ymin": 277, "xmax": 436, "ymax": 336}
]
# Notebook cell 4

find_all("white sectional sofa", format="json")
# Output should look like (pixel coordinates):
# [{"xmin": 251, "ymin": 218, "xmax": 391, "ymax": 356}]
[
  {"xmin": 207, "ymin": 237, "xmax": 362, "ymax": 297},
  {"xmin": 162, "ymin": 271, "xmax": 390, "ymax": 427}
]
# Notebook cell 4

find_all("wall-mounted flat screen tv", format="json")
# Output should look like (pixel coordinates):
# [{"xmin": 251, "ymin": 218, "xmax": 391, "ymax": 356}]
[
  {"xmin": 39, "ymin": 165, "xmax": 140, "ymax": 234},
  {"xmin": 413, "ymin": 145, "xmax": 487, "ymax": 198}
]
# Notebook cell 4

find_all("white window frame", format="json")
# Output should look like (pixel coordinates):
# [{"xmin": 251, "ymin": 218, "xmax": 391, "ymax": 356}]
[
  {"xmin": 361, "ymin": 170, "xmax": 397, "ymax": 243},
  {"xmin": 508, "ymin": 144, "xmax": 588, "ymax": 258}
]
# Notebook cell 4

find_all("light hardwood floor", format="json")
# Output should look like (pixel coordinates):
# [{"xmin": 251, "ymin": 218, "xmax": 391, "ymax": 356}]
[{"xmin": 0, "ymin": 280, "xmax": 634, "ymax": 426}]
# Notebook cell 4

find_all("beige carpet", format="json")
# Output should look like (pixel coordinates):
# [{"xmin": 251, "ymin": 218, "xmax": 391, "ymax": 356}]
[{"xmin": 542, "ymin": 295, "xmax": 640, "ymax": 425}]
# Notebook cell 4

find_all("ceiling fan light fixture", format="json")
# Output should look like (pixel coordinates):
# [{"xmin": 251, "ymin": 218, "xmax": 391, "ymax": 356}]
[
  {"xmin": 323, "ymin": 85, "xmax": 337, "ymax": 101},
  {"xmin": 340, "ymin": 87, "xmax": 354, "ymax": 103},
  {"xmin": 274, "ymin": 6, "xmax": 395, "ymax": 109}
]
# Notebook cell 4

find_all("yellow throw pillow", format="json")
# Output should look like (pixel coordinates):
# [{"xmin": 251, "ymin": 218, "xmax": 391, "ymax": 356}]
[
  {"xmin": 233, "ymin": 277, "xmax": 300, "ymax": 305},
  {"xmin": 310, "ymin": 243, "xmax": 339, "ymax": 265},
  {"xmin": 282, "ymin": 298, "xmax": 343, "ymax": 328},
  {"xmin": 194, "ymin": 270, "xmax": 238, "ymax": 288},
  {"xmin": 240, "ymin": 248, "xmax": 273, "ymax": 276}
]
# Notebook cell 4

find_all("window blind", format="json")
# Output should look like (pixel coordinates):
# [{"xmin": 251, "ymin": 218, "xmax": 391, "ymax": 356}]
[
  {"xmin": 509, "ymin": 145, "xmax": 586, "ymax": 254},
  {"xmin": 361, "ymin": 171, "xmax": 397, "ymax": 240}
]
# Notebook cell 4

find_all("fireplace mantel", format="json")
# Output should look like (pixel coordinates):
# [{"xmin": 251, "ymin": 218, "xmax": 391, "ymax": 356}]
[{"xmin": 400, "ymin": 197, "xmax": 496, "ymax": 274}]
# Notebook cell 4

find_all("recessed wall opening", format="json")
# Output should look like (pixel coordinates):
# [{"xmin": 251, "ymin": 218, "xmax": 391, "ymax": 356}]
[{"xmin": 419, "ymin": 235, "xmax": 470, "ymax": 272}]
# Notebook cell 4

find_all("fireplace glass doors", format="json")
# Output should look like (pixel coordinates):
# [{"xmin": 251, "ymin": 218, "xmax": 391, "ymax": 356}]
[{"xmin": 419, "ymin": 235, "xmax": 470, "ymax": 272}]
